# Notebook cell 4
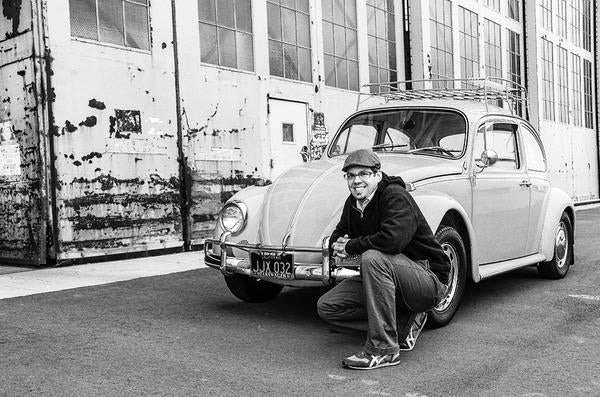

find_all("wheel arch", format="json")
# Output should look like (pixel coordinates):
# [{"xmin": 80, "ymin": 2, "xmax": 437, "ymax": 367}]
[
  {"xmin": 539, "ymin": 188, "xmax": 575, "ymax": 264},
  {"xmin": 438, "ymin": 210, "xmax": 475, "ymax": 283},
  {"xmin": 412, "ymin": 191, "xmax": 479, "ymax": 282}
]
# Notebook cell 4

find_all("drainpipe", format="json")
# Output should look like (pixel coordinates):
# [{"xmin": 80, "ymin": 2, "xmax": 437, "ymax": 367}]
[
  {"xmin": 521, "ymin": 0, "xmax": 529, "ymax": 121},
  {"xmin": 594, "ymin": 0, "xmax": 600, "ymax": 202},
  {"xmin": 37, "ymin": 0, "xmax": 59, "ymax": 264},
  {"xmin": 170, "ymin": 0, "xmax": 191, "ymax": 250},
  {"xmin": 403, "ymin": 0, "xmax": 412, "ymax": 89}
]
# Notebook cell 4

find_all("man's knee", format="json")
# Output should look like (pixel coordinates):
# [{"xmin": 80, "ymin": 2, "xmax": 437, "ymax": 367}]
[
  {"xmin": 360, "ymin": 249, "xmax": 388, "ymax": 274},
  {"xmin": 317, "ymin": 293, "xmax": 334, "ymax": 320}
]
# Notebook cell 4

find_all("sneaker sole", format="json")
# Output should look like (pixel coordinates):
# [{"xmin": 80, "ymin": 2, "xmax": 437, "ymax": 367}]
[{"xmin": 343, "ymin": 360, "xmax": 401, "ymax": 370}]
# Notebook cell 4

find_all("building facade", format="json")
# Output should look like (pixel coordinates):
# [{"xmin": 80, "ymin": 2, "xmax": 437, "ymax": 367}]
[{"xmin": 0, "ymin": 0, "xmax": 598, "ymax": 264}]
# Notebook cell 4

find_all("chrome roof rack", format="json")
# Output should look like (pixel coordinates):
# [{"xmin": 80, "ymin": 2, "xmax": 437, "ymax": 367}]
[{"xmin": 357, "ymin": 77, "xmax": 530, "ymax": 119}]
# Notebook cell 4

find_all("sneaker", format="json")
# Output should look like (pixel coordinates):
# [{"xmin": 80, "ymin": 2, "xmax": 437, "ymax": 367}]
[
  {"xmin": 399, "ymin": 312, "xmax": 428, "ymax": 351},
  {"xmin": 342, "ymin": 350, "xmax": 400, "ymax": 370}
]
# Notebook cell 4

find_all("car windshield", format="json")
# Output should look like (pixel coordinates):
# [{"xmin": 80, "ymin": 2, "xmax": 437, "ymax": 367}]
[{"xmin": 329, "ymin": 109, "xmax": 467, "ymax": 159}]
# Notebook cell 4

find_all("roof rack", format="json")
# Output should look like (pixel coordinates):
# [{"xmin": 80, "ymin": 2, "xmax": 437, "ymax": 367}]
[{"xmin": 357, "ymin": 77, "xmax": 530, "ymax": 119}]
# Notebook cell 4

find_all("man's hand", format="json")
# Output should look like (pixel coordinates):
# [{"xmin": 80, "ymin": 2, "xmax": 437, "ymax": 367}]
[{"xmin": 332, "ymin": 234, "xmax": 350, "ymax": 258}]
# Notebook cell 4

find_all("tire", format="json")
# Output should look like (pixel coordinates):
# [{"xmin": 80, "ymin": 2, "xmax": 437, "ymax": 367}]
[
  {"xmin": 537, "ymin": 212, "xmax": 573, "ymax": 279},
  {"xmin": 428, "ymin": 226, "xmax": 468, "ymax": 328},
  {"xmin": 224, "ymin": 274, "xmax": 283, "ymax": 303}
]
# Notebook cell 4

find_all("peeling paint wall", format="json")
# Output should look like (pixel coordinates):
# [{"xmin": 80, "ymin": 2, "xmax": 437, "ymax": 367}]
[
  {"xmin": 0, "ymin": 0, "xmax": 46, "ymax": 263},
  {"xmin": 45, "ymin": 1, "xmax": 182, "ymax": 259},
  {"xmin": 174, "ymin": 1, "xmax": 362, "ymax": 243}
]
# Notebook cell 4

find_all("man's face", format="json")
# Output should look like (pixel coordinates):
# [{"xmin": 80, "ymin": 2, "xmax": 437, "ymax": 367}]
[{"xmin": 345, "ymin": 166, "xmax": 381, "ymax": 201}]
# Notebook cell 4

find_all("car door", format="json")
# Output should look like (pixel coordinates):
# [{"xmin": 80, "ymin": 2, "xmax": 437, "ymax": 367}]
[
  {"xmin": 471, "ymin": 119, "xmax": 530, "ymax": 264},
  {"xmin": 519, "ymin": 123, "xmax": 550, "ymax": 255}
]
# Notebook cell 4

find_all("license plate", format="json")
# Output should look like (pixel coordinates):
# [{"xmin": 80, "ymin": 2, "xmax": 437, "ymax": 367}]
[{"xmin": 250, "ymin": 252, "xmax": 294, "ymax": 280}]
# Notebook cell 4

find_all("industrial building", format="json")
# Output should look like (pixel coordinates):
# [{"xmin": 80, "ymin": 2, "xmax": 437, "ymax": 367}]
[{"xmin": 0, "ymin": 0, "xmax": 598, "ymax": 264}]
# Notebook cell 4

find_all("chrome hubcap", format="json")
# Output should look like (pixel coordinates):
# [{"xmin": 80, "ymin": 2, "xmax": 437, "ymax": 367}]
[
  {"xmin": 555, "ymin": 221, "xmax": 568, "ymax": 268},
  {"xmin": 435, "ymin": 242, "xmax": 459, "ymax": 312}
]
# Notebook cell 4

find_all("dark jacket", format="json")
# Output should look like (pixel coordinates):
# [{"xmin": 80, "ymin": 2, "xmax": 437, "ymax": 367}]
[{"xmin": 330, "ymin": 172, "xmax": 450, "ymax": 285}]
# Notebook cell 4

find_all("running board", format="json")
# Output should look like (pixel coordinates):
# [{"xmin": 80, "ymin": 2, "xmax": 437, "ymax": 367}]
[{"xmin": 478, "ymin": 254, "xmax": 546, "ymax": 280}]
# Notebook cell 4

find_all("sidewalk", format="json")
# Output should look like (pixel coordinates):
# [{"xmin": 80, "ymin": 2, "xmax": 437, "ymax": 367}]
[{"xmin": 0, "ymin": 251, "xmax": 206, "ymax": 300}]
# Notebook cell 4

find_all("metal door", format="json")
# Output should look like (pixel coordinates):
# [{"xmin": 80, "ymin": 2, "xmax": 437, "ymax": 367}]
[{"xmin": 268, "ymin": 98, "xmax": 309, "ymax": 180}]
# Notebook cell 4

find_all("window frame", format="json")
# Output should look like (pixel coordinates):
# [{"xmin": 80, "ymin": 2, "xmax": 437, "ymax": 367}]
[
  {"xmin": 69, "ymin": 0, "xmax": 151, "ymax": 52},
  {"xmin": 198, "ymin": 0, "xmax": 255, "ymax": 72},
  {"xmin": 519, "ymin": 123, "xmax": 548, "ymax": 173},
  {"xmin": 267, "ymin": 0, "xmax": 312, "ymax": 82}
]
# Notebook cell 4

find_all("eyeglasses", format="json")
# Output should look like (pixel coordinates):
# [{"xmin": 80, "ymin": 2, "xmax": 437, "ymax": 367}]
[{"xmin": 344, "ymin": 170, "xmax": 374, "ymax": 182}]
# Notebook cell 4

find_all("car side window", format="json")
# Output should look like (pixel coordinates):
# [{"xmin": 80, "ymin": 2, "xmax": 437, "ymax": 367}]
[
  {"xmin": 520, "ymin": 125, "xmax": 547, "ymax": 172},
  {"xmin": 474, "ymin": 122, "xmax": 520, "ymax": 170}
]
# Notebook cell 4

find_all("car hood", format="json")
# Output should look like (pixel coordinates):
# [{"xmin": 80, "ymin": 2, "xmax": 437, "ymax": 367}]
[{"xmin": 259, "ymin": 154, "xmax": 463, "ymax": 247}]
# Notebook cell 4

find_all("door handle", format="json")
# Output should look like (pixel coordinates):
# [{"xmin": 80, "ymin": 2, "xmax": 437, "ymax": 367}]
[{"xmin": 519, "ymin": 180, "xmax": 532, "ymax": 187}]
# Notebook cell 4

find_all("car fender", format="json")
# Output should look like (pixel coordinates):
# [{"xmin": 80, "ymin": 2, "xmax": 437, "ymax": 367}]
[
  {"xmin": 539, "ymin": 187, "xmax": 575, "ymax": 261},
  {"xmin": 411, "ymin": 189, "xmax": 480, "ymax": 282}
]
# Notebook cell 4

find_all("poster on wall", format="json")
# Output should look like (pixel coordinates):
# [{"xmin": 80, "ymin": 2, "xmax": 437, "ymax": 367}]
[{"xmin": 0, "ymin": 120, "xmax": 21, "ymax": 176}]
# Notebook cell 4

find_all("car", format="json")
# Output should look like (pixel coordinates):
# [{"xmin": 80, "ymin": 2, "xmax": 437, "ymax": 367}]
[{"xmin": 204, "ymin": 78, "xmax": 575, "ymax": 327}]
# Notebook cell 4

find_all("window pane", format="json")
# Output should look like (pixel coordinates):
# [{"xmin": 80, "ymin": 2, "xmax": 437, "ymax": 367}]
[
  {"xmin": 267, "ymin": 3, "xmax": 282, "ymax": 40},
  {"xmin": 218, "ymin": 27, "xmax": 237, "ymax": 67},
  {"xmin": 282, "ymin": 123, "xmax": 294, "ymax": 142},
  {"xmin": 297, "ymin": 12, "xmax": 310, "ymax": 47},
  {"xmin": 198, "ymin": 0, "xmax": 216, "ymax": 23},
  {"xmin": 235, "ymin": 0, "xmax": 252, "ymax": 33},
  {"xmin": 298, "ymin": 0, "xmax": 309, "ymax": 13},
  {"xmin": 336, "ymin": 57, "xmax": 348, "ymax": 89},
  {"xmin": 369, "ymin": 65, "xmax": 378, "ymax": 85},
  {"xmin": 368, "ymin": 36, "xmax": 377, "ymax": 65},
  {"xmin": 236, "ymin": 32, "xmax": 254, "ymax": 71},
  {"xmin": 99, "ymin": 0, "xmax": 124, "ymax": 46},
  {"xmin": 269, "ymin": 40, "xmax": 284, "ymax": 77},
  {"xmin": 323, "ymin": 21, "xmax": 334, "ymax": 54},
  {"xmin": 347, "ymin": 28, "xmax": 357, "ymax": 60},
  {"xmin": 282, "ymin": 7, "xmax": 296, "ymax": 44},
  {"xmin": 124, "ymin": 2, "xmax": 149, "ymax": 50},
  {"xmin": 367, "ymin": 6, "xmax": 376, "ymax": 36},
  {"xmin": 377, "ymin": 38, "xmax": 388, "ymax": 68},
  {"xmin": 70, "ymin": 0, "xmax": 98, "ymax": 40},
  {"xmin": 284, "ymin": 44, "xmax": 299, "ymax": 80},
  {"xmin": 324, "ymin": 54, "xmax": 336, "ymax": 86},
  {"xmin": 322, "ymin": 0, "xmax": 333, "ymax": 21},
  {"xmin": 376, "ymin": 9, "xmax": 386, "ymax": 37},
  {"xmin": 217, "ymin": 0, "xmax": 235, "ymax": 28},
  {"xmin": 348, "ymin": 60, "xmax": 359, "ymax": 90},
  {"xmin": 200, "ymin": 22, "xmax": 218, "ymax": 64},
  {"xmin": 388, "ymin": 42, "xmax": 396, "ymax": 70},
  {"xmin": 298, "ymin": 47, "xmax": 312, "ymax": 82},
  {"xmin": 334, "ymin": 25, "xmax": 345, "ymax": 57},
  {"xmin": 345, "ymin": 0, "xmax": 356, "ymax": 28},
  {"xmin": 333, "ymin": 0, "xmax": 344, "ymax": 25}
]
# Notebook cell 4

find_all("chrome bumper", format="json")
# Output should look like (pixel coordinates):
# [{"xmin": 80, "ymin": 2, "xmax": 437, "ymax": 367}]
[{"xmin": 203, "ymin": 232, "xmax": 359, "ymax": 285}]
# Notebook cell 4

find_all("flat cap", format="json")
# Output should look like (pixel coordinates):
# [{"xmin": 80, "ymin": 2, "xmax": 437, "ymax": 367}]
[{"xmin": 342, "ymin": 149, "xmax": 381, "ymax": 172}]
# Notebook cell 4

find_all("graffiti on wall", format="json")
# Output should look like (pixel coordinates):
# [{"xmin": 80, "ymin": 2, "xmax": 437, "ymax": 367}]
[{"xmin": 309, "ymin": 112, "xmax": 328, "ymax": 160}]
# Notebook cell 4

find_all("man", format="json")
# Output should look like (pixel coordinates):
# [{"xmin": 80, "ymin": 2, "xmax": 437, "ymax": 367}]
[{"xmin": 317, "ymin": 148, "xmax": 450, "ymax": 370}]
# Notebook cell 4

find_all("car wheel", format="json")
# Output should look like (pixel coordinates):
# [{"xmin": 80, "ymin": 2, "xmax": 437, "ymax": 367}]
[
  {"xmin": 224, "ymin": 274, "xmax": 284, "ymax": 303},
  {"xmin": 428, "ymin": 226, "xmax": 467, "ymax": 328},
  {"xmin": 537, "ymin": 212, "xmax": 573, "ymax": 279}
]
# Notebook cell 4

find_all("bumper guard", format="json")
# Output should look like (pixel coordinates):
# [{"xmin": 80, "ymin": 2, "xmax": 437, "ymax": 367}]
[{"xmin": 203, "ymin": 233, "xmax": 360, "ymax": 285}]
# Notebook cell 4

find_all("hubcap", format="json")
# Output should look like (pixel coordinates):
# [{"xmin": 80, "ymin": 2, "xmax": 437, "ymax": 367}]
[
  {"xmin": 435, "ymin": 242, "xmax": 459, "ymax": 312},
  {"xmin": 555, "ymin": 221, "xmax": 569, "ymax": 268}
]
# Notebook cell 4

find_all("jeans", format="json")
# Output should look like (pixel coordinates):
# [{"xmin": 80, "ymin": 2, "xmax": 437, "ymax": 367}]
[{"xmin": 317, "ymin": 249, "xmax": 445, "ymax": 355}]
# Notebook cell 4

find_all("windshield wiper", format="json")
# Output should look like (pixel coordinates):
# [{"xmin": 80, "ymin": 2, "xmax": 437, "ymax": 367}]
[
  {"xmin": 371, "ymin": 143, "xmax": 408, "ymax": 151},
  {"xmin": 407, "ymin": 146, "xmax": 458, "ymax": 157}
]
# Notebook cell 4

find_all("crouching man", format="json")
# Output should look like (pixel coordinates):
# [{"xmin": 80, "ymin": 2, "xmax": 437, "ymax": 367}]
[{"xmin": 317, "ymin": 149, "xmax": 450, "ymax": 370}]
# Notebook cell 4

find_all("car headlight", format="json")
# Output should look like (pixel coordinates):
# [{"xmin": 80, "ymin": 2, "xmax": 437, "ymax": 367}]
[{"xmin": 219, "ymin": 201, "xmax": 248, "ymax": 235}]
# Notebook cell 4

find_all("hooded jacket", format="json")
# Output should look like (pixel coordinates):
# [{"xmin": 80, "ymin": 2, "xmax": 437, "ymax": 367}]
[{"xmin": 330, "ymin": 172, "xmax": 450, "ymax": 285}]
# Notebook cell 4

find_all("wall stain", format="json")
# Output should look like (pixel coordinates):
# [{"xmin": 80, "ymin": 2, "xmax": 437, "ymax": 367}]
[{"xmin": 2, "ymin": 0, "xmax": 22, "ymax": 38}]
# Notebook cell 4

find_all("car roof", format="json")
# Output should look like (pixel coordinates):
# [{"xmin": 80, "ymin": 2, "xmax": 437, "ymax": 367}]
[{"xmin": 356, "ymin": 98, "xmax": 516, "ymax": 121}]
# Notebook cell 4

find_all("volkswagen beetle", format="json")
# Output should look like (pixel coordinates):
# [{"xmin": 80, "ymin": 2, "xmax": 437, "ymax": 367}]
[{"xmin": 204, "ymin": 80, "xmax": 575, "ymax": 327}]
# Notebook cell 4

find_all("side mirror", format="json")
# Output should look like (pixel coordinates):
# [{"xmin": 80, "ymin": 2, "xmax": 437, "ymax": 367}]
[
  {"xmin": 300, "ymin": 145, "xmax": 309, "ymax": 162},
  {"xmin": 480, "ymin": 149, "xmax": 498, "ymax": 167}
]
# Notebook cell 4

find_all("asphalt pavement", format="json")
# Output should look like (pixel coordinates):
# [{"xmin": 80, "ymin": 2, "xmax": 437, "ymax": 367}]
[{"xmin": 1, "ymin": 206, "xmax": 600, "ymax": 396}]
